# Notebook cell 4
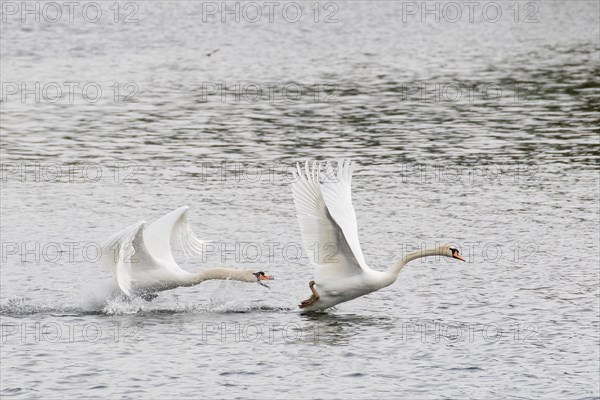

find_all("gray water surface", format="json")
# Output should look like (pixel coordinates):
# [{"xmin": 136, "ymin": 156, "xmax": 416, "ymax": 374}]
[{"xmin": 1, "ymin": 1, "xmax": 599, "ymax": 399}]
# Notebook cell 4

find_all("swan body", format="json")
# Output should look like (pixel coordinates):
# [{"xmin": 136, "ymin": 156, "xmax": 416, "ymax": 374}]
[
  {"xmin": 291, "ymin": 160, "xmax": 464, "ymax": 312},
  {"xmin": 101, "ymin": 206, "xmax": 273, "ymax": 300}
]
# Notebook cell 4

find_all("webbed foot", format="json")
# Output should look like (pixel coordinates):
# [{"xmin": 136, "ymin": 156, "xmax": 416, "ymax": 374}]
[{"xmin": 299, "ymin": 280, "xmax": 320, "ymax": 309}]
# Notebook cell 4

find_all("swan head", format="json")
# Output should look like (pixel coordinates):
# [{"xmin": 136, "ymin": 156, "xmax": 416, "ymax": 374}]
[
  {"xmin": 441, "ymin": 244, "xmax": 465, "ymax": 261},
  {"xmin": 253, "ymin": 271, "xmax": 274, "ymax": 288}
]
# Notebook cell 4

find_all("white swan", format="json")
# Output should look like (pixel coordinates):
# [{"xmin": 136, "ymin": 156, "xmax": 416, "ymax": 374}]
[
  {"xmin": 101, "ymin": 206, "xmax": 273, "ymax": 300},
  {"xmin": 291, "ymin": 160, "xmax": 464, "ymax": 311}
]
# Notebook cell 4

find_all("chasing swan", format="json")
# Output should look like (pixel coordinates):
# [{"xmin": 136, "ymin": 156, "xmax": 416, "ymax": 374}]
[{"xmin": 102, "ymin": 206, "xmax": 273, "ymax": 300}]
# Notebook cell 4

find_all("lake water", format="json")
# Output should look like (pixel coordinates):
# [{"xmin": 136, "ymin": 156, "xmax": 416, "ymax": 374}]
[{"xmin": 1, "ymin": 1, "xmax": 599, "ymax": 399}]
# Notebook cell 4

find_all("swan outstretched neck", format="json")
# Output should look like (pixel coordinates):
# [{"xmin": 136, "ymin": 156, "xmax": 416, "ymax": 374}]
[
  {"xmin": 390, "ymin": 245, "xmax": 466, "ymax": 278},
  {"xmin": 101, "ymin": 207, "xmax": 273, "ymax": 300},
  {"xmin": 291, "ymin": 160, "xmax": 464, "ymax": 311},
  {"xmin": 181, "ymin": 268, "xmax": 273, "ymax": 287}
]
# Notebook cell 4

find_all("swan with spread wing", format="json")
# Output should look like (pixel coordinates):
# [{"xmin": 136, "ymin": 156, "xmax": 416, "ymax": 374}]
[
  {"xmin": 101, "ymin": 206, "xmax": 273, "ymax": 300},
  {"xmin": 291, "ymin": 160, "xmax": 464, "ymax": 311}
]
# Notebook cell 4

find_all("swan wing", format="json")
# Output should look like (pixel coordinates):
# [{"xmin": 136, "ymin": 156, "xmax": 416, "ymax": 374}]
[
  {"xmin": 101, "ymin": 220, "xmax": 145, "ymax": 295},
  {"xmin": 143, "ymin": 206, "xmax": 204, "ymax": 266},
  {"xmin": 291, "ymin": 161, "xmax": 367, "ymax": 278},
  {"xmin": 100, "ymin": 207, "xmax": 204, "ymax": 295},
  {"xmin": 320, "ymin": 160, "xmax": 369, "ymax": 270}
]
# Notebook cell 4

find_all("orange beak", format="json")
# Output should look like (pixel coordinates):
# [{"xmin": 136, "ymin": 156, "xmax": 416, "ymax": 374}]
[
  {"xmin": 259, "ymin": 274, "xmax": 274, "ymax": 281},
  {"xmin": 451, "ymin": 249, "xmax": 465, "ymax": 262}
]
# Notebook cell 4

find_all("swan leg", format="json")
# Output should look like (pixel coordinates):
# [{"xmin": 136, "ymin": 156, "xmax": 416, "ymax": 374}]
[{"xmin": 299, "ymin": 280, "xmax": 320, "ymax": 309}]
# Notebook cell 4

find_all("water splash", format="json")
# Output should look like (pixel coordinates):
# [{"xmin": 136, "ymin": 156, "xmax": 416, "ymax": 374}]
[
  {"xmin": 102, "ymin": 296, "xmax": 145, "ymax": 315},
  {"xmin": 0, "ymin": 296, "xmax": 87, "ymax": 316},
  {"xmin": 206, "ymin": 280, "xmax": 252, "ymax": 312}
]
